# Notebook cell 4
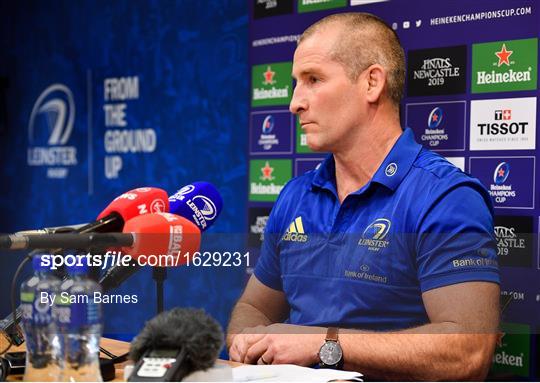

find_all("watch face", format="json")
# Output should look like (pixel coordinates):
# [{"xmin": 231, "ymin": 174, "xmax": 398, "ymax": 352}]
[{"xmin": 319, "ymin": 341, "xmax": 343, "ymax": 365}]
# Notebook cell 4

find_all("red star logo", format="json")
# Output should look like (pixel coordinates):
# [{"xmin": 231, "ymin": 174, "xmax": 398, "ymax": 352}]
[
  {"xmin": 260, "ymin": 161, "xmax": 275, "ymax": 181},
  {"xmin": 263, "ymin": 66, "xmax": 276, "ymax": 85},
  {"xmin": 498, "ymin": 168, "xmax": 506, "ymax": 177},
  {"xmin": 495, "ymin": 44, "xmax": 513, "ymax": 67},
  {"xmin": 431, "ymin": 114, "xmax": 439, "ymax": 123}
]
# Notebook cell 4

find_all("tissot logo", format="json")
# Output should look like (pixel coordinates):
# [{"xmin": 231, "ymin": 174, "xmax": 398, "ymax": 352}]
[
  {"xmin": 469, "ymin": 97, "xmax": 536, "ymax": 151},
  {"xmin": 253, "ymin": 0, "xmax": 293, "ymax": 19},
  {"xmin": 407, "ymin": 45, "xmax": 466, "ymax": 96},
  {"xmin": 27, "ymin": 83, "xmax": 79, "ymax": 179},
  {"xmin": 282, "ymin": 216, "xmax": 308, "ymax": 242},
  {"xmin": 358, "ymin": 218, "xmax": 391, "ymax": 251},
  {"xmin": 494, "ymin": 216, "xmax": 533, "ymax": 267}
]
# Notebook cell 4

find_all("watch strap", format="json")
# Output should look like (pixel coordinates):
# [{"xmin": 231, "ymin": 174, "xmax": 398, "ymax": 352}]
[{"xmin": 326, "ymin": 327, "xmax": 339, "ymax": 342}]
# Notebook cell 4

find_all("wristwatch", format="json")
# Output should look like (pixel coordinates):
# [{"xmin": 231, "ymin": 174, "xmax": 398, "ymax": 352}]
[{"xmin": 318, "ymin": 327, "xmax": 344, "ymax": 369}]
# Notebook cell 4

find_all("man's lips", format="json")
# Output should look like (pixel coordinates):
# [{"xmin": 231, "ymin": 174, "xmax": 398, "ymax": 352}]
[{"xmin": 300, "ymin": 121, "xmax": 314, "ymax": 130}]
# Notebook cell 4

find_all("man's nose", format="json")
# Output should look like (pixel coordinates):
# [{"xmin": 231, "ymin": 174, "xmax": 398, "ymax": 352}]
[{"xmin": 289, "ymin": 84, "xmax": 307, "ymax": 115}]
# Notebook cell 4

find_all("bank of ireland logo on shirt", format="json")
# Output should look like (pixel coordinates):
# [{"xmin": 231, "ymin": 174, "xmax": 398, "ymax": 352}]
[
  {"xmin": 252, "ymin": 62, "xmax": 292, "ymax": 107},
  {"xmin": 249, "ymin": 159, "xmax": 292, "ymax": 202},
  {"xmin": 472, "ymin": 38, "xmax": 537, "ymax": 93},
  {"xmin": 282, "ymin": 216, "xmax": 308, "ymax": 242},
  {"xmin": 358, "ymin": 218, "xmax": 391, "ymax": 252}
]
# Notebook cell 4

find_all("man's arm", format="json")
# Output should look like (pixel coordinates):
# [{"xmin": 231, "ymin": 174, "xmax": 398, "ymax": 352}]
[
  {"xmin": 226, "ymin": 275, "xmax": 289, "ymax": 356},
  {"xmin": 339, "ymin": 281, "xmax": 500, "ymax": 381},
  {"xmin": 241, "ymin": 281, "xmax": 500, "ymax": 381}
]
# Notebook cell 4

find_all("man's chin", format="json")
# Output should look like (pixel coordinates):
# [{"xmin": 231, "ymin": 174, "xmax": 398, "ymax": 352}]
[{"xmin": 306, "ymin": 140, "xmax": 328, "ymax": 153}]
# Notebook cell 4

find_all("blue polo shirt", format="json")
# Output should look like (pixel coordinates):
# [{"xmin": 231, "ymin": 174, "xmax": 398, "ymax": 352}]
[{"xmin": 254, "ymin": 128, "xmax": 499, "ymax": 331}]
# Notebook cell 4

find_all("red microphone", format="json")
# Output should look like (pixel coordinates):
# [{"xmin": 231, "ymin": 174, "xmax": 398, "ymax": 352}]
[
  {"xmin": 95, "ymin": 187, "xmax": 169, "ymax": 230},
  {"xmin": 122, "ymin": 212, "xmax": 201, "ymax": 266},
  {"xmin": 99, "ymin": 213, "xmax": 201, "ymax": 291}
]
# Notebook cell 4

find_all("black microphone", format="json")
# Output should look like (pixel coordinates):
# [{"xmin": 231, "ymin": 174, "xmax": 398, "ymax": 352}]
[
  {"xmin": 128, "ymin": 308, "xmax": 223, "ymax": 382},
  {"xmin": 0, "ymin": 232, "xmax": 134, "ymax": 251}
]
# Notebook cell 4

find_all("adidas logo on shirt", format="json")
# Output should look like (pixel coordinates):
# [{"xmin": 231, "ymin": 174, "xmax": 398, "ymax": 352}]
[{"xmin": 282, "ymin": 216, "xmax": 308, "ymax": 242}]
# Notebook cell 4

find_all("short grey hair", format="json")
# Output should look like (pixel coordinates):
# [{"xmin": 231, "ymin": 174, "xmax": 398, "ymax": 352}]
[{"xmin": 298, "ymin": 12, "xmax": 405, "ymax": 107}]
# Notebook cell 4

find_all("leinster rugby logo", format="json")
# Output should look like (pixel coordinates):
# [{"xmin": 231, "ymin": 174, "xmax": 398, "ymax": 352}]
[
  {"xmin": 186, "ymin": 195, "xmax": 217, "ymax": 229},
  {"xmin": 169, "ymin": 185, "xmax": 196, "ymax": 202},
  {"xmin": 27, "ymin": 83, "xmax": 78, "ymax": 179},
  {"xmin": 358, "ymin": 218, "xmax": 391, "ymax": 252}
]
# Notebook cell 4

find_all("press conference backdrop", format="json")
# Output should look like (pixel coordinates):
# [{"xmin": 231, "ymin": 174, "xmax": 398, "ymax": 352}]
[
  {"xmin": 0, "ymin": 0, "xmax": 248, "ymax": 357},
  {"xmin": 246, "ymin": 0, "xmax": 539, "ymax": 379}
]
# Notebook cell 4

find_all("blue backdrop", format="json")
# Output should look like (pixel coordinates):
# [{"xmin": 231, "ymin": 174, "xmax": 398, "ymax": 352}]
[{"xmin": 0, "ymin": 0, "xmax": 248, "ymax": 350}]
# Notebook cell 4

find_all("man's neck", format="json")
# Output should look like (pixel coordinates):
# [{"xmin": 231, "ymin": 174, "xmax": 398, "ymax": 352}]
[{"xmin": 333, "ymin": 117, "xmax": 402, "ymax": 203}]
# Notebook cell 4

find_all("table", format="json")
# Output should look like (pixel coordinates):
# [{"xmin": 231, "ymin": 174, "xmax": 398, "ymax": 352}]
[{"xmin": 2, "ymin": 337, "xmax": 240, "ymax": 381}]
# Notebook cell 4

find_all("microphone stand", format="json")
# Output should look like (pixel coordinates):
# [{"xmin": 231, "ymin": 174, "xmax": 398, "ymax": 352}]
[{"xmin": 152, "ymin": 267, "xmax": 166, "ymax": 314}]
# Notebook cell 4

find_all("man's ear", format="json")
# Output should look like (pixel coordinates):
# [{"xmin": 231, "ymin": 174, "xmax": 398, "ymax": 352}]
[{"xmin": 364, "ymin": 64, "xmax": 386, "ymax": 104}]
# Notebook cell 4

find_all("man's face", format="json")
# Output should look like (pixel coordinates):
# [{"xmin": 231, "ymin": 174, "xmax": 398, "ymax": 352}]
[{"xmin": 290, "ymin": 27, "xmax": 366, "ymax": 153}]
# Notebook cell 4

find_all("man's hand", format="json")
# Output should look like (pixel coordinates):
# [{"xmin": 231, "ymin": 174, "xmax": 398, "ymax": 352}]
[
  {"xmin": 230, "ymin": 323, "xmax": 325, "ymax": 366},
  {"xmin": 228, "ymin": 325, "xmax": 267, "ymax": 363}
]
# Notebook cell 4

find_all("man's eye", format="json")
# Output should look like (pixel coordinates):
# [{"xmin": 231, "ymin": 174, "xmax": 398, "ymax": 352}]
[{"xmin": 309, "ymin": 76, "xmax": 319, "ymax": 84}]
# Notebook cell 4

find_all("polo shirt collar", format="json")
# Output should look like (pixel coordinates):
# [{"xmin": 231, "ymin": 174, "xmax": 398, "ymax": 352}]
[{"xmin": 311, "ymin": 128, "xmax": 422, "ymax": 193}]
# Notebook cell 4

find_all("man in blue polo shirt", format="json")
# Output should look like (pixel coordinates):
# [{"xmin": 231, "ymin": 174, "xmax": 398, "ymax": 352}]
[{"xmin": 227, "ymin": 12, "xmax": 500, "ymax": 380}]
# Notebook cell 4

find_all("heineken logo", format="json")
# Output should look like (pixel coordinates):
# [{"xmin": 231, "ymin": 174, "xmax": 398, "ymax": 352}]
[
  {"xmin": 494, "ymin": 350, "xmax": 524, "ymax": 368},
  {"xmin": 263, "ymin": 66, "xmax": 276, "ymax": 85},
  {"xmin": 252, "ymin": 62, "xmax": 292, "ymax": 107},
  {"xmin": 491, "ymin": 322, "xmax": 530, "ymax": 377},
  {"xmin": 477, "ymin": 68, "xmax": 532, "ymax": 85},
  {"xmin": 472, "ymin": 38, "xmax": 537, "ymax": 93},
  {"xmin": 298, "ymin": 0, "xmax": 347, "ymax": 13},
  {"xmin": 249, "ymin": 159, "xmax": 291, "ymax": 202},
  {"xmin": 260, "ymin": 161, "xmax": 275, "ymax": 181},
  {"xmin": 496, "ymin": 44, "xmax": 513, "ymax": 67}
]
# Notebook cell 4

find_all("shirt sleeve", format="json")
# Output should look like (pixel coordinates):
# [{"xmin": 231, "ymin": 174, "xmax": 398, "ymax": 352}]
[{"xmin": 416, "ymin": 182, "xmax": 500, "ymax": 292}]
